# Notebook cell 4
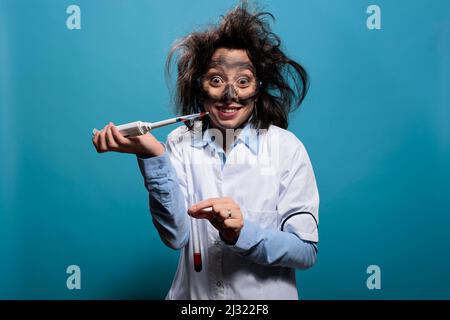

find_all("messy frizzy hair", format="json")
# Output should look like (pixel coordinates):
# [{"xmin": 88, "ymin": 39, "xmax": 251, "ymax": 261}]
[{"xmin": 165, "ymin": 0, "xmax": 309, "ymax": 130}]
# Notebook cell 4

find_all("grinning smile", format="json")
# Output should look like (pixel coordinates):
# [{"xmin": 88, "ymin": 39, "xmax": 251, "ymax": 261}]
[
  {"xmin": 214, "ymin": 104, "xmax": 245, "ymax": 119},
  {"xmin": 216, "ymin": 104, "xmax": 244, "ymax": 113}
]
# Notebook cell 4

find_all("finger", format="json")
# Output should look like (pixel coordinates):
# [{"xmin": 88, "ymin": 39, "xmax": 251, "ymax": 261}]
[
  {"xmin": 212, "ymin": 204, "xmax": 226, "ymax": 212},
  {"xmin": 222, "ymin": 218, "xmax": 243, "ymax": 230},
  {"xmin": 216, "ymin": 207, "xmax": 232, "ymax": 221},
  {"xmin": 188, "ymin": 198, "xmax": 229, "ymax": 214},
  {"xmin": 98, "ymin": 124, "xmax": 109, "ymax": 152},
  {"xmin": 205, "ymin": 207, "xmax": 227, "ymax": 225},
  {"xmin": 92, "ymin": 131, "xmax": 101, "ymax": 151},
  {"xmin": 189, "ymin": 209, "xmax": 214, "ymax": 220},
  {"xmin": 190, "ymin": 206, "xmax": 227, "ymax": 222},
  {"xmin": 105, "ymin": 124, "xmax": 119, "ymax": 149},
  {"xmin": 199, "ymin": 206, "xmax": 215, "ymax": 217},
  {"xmin": 104, "ymin": 123, "xmax": 111, "ymax": 146},
  {"xmin": 111, "ymin": 124, "xmax": 132, "ymax": 147}
]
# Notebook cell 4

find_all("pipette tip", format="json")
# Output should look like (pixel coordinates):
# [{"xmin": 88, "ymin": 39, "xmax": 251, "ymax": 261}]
[{"xmin": 178, "ymin": 112, "xmax": 209, "ymax": 123}]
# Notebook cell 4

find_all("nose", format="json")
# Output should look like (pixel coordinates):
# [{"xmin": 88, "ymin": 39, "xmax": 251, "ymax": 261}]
[{"xmin": 222, "ymin": 83, "xmax": 238, "ymax": 102}]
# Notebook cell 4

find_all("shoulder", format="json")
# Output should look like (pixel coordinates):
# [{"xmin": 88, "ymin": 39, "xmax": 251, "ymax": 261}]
[
  {"xmin": 266, "ymin": 124, "xmax": 306, "ymax": 156},
  {"xmin": 266, "ymin": 125, "xmax": 317, "ymax": 178}
]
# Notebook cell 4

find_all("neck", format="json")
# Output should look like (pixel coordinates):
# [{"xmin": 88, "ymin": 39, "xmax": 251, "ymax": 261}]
[{"xmin": 210, "ymin": 120, "xmax": 249, "ymax": 153}]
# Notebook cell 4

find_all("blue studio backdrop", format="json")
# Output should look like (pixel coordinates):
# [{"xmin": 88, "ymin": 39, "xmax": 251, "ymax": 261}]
[{"xmin": 1, "ymin": 0, "xmax": 449, "ymax": 299}]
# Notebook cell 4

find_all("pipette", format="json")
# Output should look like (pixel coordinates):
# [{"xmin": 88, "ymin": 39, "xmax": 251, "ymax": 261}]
[{"xmin": 92, "ymin": 112, "xmax": 209, "ymax": 137}]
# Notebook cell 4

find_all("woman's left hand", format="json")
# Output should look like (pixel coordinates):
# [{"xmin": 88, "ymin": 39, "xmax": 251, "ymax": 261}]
[{"xmin": 188, "ymin": 197, "xmax": 244, "ymax": 245}]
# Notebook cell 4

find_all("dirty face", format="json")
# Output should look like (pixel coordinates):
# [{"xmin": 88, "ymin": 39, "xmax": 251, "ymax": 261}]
[{"xmin": 199, "ymin": 48, "xmax": 260, "ymax": 131}]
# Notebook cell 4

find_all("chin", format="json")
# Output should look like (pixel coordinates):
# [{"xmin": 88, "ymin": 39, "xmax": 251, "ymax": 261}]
[
  {"xmin": 212, "ymin": 119, "xmax": 238, "ymax": 130},
  {"xmin": 208, "ymin": 106, "xmax": 251, "ymax": 130},
  {"xmin": 212, "ymin": 115, "xmax": 250, "ymax": 130}
]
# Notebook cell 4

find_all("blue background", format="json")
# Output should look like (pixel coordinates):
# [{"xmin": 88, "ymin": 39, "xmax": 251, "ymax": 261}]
[{"xmin": 1, "ymin": 0, "xmax": 449, "ymax": 299}]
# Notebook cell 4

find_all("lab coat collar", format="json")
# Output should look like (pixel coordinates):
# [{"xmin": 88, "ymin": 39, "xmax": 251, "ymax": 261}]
[{"xmin": 191, "ymin": 119, "xmax": 259, "ymax": 155}]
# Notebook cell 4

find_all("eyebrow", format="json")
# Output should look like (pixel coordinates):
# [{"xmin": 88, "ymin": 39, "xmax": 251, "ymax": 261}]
[{"xmin": 207, "ymin": 57, "xmax": 255, "ymax": 73}]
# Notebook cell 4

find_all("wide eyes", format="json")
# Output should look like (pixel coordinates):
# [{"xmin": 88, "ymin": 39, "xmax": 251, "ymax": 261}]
[
  {"xmin": 236, "ymin": 78, "xmax": 250, "ymax": 87},
  {"xmin": 209, "ymin": 76, "xmax": 224, "ymax": 87},
  {"xmin": 207, "ymin": 75, "xmax": 252, "ymax": 88}
]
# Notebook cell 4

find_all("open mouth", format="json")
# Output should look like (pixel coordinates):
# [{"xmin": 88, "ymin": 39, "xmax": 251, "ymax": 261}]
[{"xmin": 215, "ymin": 105, "xmax": 243, "ymax": 114}]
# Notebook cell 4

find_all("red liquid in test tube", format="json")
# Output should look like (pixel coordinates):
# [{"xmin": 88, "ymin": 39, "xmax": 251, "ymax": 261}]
[
  {"xmin": 194, "ymin": 253, "xmax": 202, "ymax": 272},
  {"xmin": 191, "ymin": 207, "xmax": 212, "ymax": 272}
]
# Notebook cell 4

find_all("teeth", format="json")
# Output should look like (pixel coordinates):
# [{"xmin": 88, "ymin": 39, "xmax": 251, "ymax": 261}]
[{"xmin": 218, "ymin": 107, "xmax": 240, "ymax": 113}]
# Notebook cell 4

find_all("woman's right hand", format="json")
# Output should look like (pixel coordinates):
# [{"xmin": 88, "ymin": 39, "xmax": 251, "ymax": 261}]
[{"xmin": 92, "ymin": 122, "xmax": 165, "ymax": 157}]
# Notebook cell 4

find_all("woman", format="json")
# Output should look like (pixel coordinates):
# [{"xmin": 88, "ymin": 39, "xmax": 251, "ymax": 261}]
[{"xmin": 93, "ymin": 2, "xmax": 319, "ymax": 300}]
